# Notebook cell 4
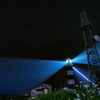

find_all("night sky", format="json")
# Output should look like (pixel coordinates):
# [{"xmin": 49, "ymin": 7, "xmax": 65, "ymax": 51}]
[{"xmin": 0, "ymin": 0, "xmax": 100, "ymax": 95}]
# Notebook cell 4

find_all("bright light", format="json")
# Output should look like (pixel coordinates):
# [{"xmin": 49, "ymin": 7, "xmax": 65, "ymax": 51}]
[
  {"xmin": 73, "ymin": 67, "xmax": 91, "ymax": 82},
  {"xmin": 72, "ymin": 51, "xmax": 88, "ymax": 64},
  {"xmin": 73, "ymin": 67, "xmax": 97, "ymax": 87},
  {"xmin": 66, "ymin": 58, "xmax": 72, "ymax": 64},
  {"xmin": 72, "ymin": 42, "xmax": 100, "ymax": 65}
]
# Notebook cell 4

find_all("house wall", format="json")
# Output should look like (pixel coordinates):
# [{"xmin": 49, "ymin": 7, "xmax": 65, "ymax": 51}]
[
  {"xmin": 30, "ymin": 84, "xmax": 52, "ymax": 96},
  {"xmin": 31, "ymin": 89, "xmax": 43, "ymax": 96}
]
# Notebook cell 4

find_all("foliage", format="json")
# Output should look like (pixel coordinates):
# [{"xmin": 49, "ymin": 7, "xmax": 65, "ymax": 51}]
[
  {"xmin": 35, "ymin": 91, "xmax": 77, "ymax": 100},
  {"xmin": 76, "ymin": 87, "xmax": 99, "ymax": 100},
  {"xmin": 35, "ymin": 86, "xmax": 100, "ymax": 100}
]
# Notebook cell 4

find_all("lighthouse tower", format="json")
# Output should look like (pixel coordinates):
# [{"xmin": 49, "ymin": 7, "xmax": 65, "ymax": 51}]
[{"xmin": 65, "ymin": 58, "xmax": 75, "ymax": 89}]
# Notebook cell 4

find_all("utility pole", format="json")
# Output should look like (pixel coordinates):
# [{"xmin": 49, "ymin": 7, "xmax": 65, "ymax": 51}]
[{"xmin": 80, "ymin": 9, "xmax": 100, "ymax": 83}]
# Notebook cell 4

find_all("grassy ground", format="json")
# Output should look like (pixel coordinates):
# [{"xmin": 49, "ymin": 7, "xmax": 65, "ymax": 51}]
[{"xmin": 0, "ymin": 95, "xmax": 28, "ymax": 100}]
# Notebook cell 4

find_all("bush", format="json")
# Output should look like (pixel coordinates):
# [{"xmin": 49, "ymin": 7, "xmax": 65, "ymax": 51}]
[
  {"xmin": 35, "ymin": 91, "xmax": 77, "ymax": 100},
  {"xmin": 35, "ymin": 86, "xmax": 100, "ymax": 100}
]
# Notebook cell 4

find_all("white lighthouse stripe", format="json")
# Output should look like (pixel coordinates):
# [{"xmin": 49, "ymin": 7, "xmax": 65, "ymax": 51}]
[
  {"xmin": 67, "ymin": 70, "xmax": 73, "ymax": 75},
  {"xmin": 68, "ymin": 79, "xmax": 75, "ymax": 85}
]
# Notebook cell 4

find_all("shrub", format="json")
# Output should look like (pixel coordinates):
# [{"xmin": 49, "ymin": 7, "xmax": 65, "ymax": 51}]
[{"xmin": 35, "ymin": 86, "xmax": 100, "ymax": 100}]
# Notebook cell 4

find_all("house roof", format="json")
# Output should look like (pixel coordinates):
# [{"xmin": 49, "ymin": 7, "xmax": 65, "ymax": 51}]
[{"xmin": 30, "ymin": 84, "xmax": 51, "ymax": 91}]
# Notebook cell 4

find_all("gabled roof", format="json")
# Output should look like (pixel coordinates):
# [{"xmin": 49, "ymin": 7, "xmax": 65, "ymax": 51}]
[{"xmin": 30, "ymin": 84, "xmax": 51, "ymax": 91}]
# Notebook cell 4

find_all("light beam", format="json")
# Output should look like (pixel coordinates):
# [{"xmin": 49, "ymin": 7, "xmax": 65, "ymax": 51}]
[
  {"xmin": 73, "ymin": 67, "xmax": 91, "ymax": 82},
  {"xmin": 0, "ymin": 57, "xmax": 66, "ymax": 95},
  {"xmin": 72, "ymin": 42, "xmax": 100, "ymax": 64},
  {"xmin": 73, "ymin": 67, "xmax": 97, "ymax": 87}
]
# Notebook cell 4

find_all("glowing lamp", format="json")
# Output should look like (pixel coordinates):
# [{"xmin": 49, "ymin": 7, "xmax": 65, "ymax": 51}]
[{"xmin": 66, "ymin": 57, "xmax": 72, "ymax": 64}]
